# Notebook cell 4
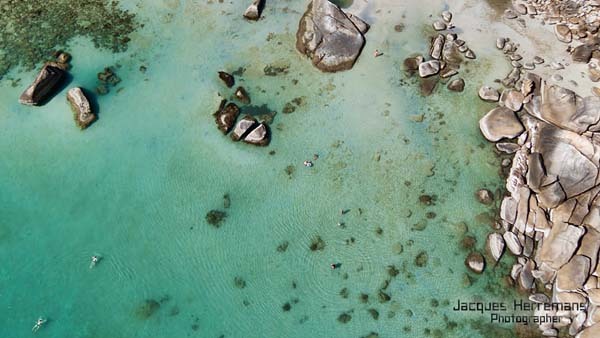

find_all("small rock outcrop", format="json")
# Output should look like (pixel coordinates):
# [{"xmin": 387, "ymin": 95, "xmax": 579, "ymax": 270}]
[
  {"xmin": 243, "ymin": 0, "xmax": 264, "ymax": 20},
  {"xmin": 19, "ymin": 64, "xmax": 65, "ymax": 106},
  {"xmin": 478, "ymin": 107, "xmax": 525, "ymax": 142},
  {"xmin": 243, "ymin": 123, "xmax": 270, "ymax": 146},
  {"xmin": 218, "ymin": 71, "xmax": 235, "ymax": 88},
  {"xmin": 296, "ymin": 0, "xmax": 369, "ymax": 72},
  {"xmin": 214, "ymin": 101, "xmax": 240, "ymax": 134},
  {"xmin": 67, "ymin": 87, "xmax": 96, "ymax": 129},
  {"xmin": 231, "ymin": 115, "xmax": 258, "ymax": 141}
]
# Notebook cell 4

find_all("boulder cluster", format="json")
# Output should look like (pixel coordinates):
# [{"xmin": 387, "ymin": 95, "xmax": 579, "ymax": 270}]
[
  {"xmin": 504, "ymin": 0, "xmax": 600, "ymax": 96},
  {"xmin": 479, "ymin": 72, "xmax": 600, "ymax": 338},
  {"xmin": 19, "ymin": 52, "xmax": 96, "ymax": 130},
  {"xmin": 296, "ymin": 0, "xmax": 369, "ymax": 72},
  {"xmin": 403, "ymin": 11, "xmax": 473, "ymax": 96},
  {"xmin": 213, "ymin": 71, "xmax": 271, "ymax": 146}
]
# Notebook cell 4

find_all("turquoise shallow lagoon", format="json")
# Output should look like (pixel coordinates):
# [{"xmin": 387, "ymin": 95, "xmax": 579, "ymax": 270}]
[{"xmin": 1, "ymin": 0, "xmax": 527, "ymax": 337}]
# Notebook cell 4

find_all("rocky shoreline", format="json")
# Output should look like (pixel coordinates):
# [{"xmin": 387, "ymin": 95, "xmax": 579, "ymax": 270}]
[{"xmin": 475, "ymin": 1, "xmax": 600, "ymax": 337}]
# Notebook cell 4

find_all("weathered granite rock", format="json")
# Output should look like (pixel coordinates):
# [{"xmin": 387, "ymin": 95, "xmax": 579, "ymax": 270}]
[
  {"xmin": 487, "ymin": 233, "xmax": 505, "ymax": 262},
  {"xmin": 556, "ymin": 255, "xmax": 591, "ymax": 292},
  {"xmin": 496, "ymin": 37, "xmax": 506, "ymax": 50},
  {"xmin": 465, "ymin": 252, "xmax": 485, "ymax": 274},
  {"xmin": 476, "ymin": 189, "xmax": 494, "ymax": 205},
  {"xmin": 537, "ymin": 221, "xmax": 585, "ymax": 270},
  {"xmin": 441, "ymin": 10, "xmax": 452, "ymax": 22},
  {"xmin": 479, "ymin": 107, "xmax": 525, "ymax": 142},
  {"xmin": 218, "ymin": 71, "xmax": 234, "ymax": 88},
  {"xmin": 296, "ymin": 0, "xmax": 369, "ymax": 72},
  {"xmin": 555, "ymin": 24, "xmax": 573, "ymax": 43},
  {"xmin": 215, "ymin": 102, "xmax": 240, "ymax": 134},
  {"xmin": 432, "ymin": 20, "xmax": 446, "ymax": 31},
  {"xmin": 243, "ymin": 122, "xmax": 270, "ymax": 146},
  {"xmin": 67, "ymin": 87, "xmax": 96, "ymax": 129},
  {"xmin": 526, "ymin": 85, "xmax": 600, "ymax": 134},
  {"xmin": 496, "ymin": 142, "xmax": 520, "ymax": 154},
  {"xmin": 19, "ymin": 64, "xmax": 65, "ymax": 106},
  {"xmin": 231, "ymin": 115, "xmax": 258, "ymax": 141},
  {"xmin": 501, "ymin": 196, "xmax": 518, "ymax": 224},
  {"xmin": 447, "ymin": 78, "xmax": 465, "ymax": 92},
  {"xmin": 572, "ymin": 44, "xmax": 596, "ymax": 63},
  {"xmin": 504, "ymin": 231, "xmax": 523, "ymax": 255},
  {"xmin": 500, "ymin": 90, "xmax": 525, "ymax": 112},
  {"xmin": 478, "ymin": 86, "xmax": 500, "ymax": 102},
  {"xmin": 234, "ymin": 87, "xmax": 251, "ymax": 104},
  {"xmin": 430, "ymin": 35, "xmax": 445, "ymax": 60},
  {"xmin": 465, "ymin": 49, "xmax": 476, "ymax": 59},
  {"xmin": 418, "ymin": 60, "xmax": 440, "ymax": 78},
  {"xmin": 243, "ymin": 0, "xmax": 264, "ymax": 20},
  {"xmin": 577, "ymin": 322, "xmax": 600, "ymax": 338}
]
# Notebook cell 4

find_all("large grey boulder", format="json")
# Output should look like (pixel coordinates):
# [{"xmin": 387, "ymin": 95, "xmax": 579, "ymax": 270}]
[
  {"xmin": 479, "ymin": 106, "xmax": 525, "ymax": 142},
  {"xmin": 296, "ymin": 0, "xmax": 369, "ymax": 72},
  {"xmin": 19, "ymin": 64, "xmax": 65, "ymax": 106},
  {"xmin": 243, "ymin": 0, "xmax": 264, "ymax": 20},
  {"xmin": 243, "ymin": 123, "xmax": 270, "ymax": 146},
  {"xmin": 67, "ymin": 87, "xmax": 96, "ymax": 129},
  {"xmin": 231, "ymin": 115, "xmax": 258, "ymax": 141},
  {"xmin": 214, "ymin": 101, "xmax": 240, "ymax": 134}
]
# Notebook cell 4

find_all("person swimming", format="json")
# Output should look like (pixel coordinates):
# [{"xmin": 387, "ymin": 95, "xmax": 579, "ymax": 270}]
[
  {"xmin": 32, "ymin": 317, "xmax": 46, "ymax": 333},
  {"xmin": 331, "ymin": 263, "xmax": 340, "ymax": 269},
  {"xmin": 303, "ymin": 160, "xmax": 313, "ymax": 167},
  {"xmin": 89, "ymin": 255, "xmax": 101, "ymax": 269}
]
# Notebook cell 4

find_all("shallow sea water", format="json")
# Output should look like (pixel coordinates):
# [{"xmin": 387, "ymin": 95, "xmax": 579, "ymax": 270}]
[{"xmin": 1, "ymin": 0, "xmax": 529, "ymax": 337}]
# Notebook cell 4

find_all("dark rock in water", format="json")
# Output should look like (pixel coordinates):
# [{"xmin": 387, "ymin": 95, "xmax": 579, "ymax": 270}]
[
  {"xmin": 234, "ymin": 86, "xmax": 251, "ymax": 104},
  {"xmin": 234, "ymin": 276, "xmax": 246, "ymax": 289},
  {"xmin": 206, "ymin": 210, "xmax": 227, "ymax": 227},
  {"xmin": 282, "ymin": 302, "xmax": 291, "ymax": 311},
  {"xmin": 214, "ymin": 102, "xmax": 240, "ymax": 134},
  {"xmin": 19, "ymin": 64, "xmax": 65, "ymax": 106},
  {"xmin": 97, "ymin": 67, "xmax": 120, "ymax": 85},
  {"xmin": 415, "ymin": 251, "xmax": 429, "ymax": 267},
  {"xmin": 309, "ymin": 235, "xmax": 326, "ymax": 251},
  {"xmin": 264, "ymin": 63, "xmax": 290, "ymax": 76},
  {"xmin": 231, "ymin": 115, "xmax": 258, "ymax": 141},
  {"xmin": 96, "ymin": 84, "xmax": 109, "ymax": 95},
  {"xmin": 362, "ymin": 332, "xmax": 379, "ymax": 338},
  {"xmin": 420, "ymin": 76, "xmax": 438, "ymax": 96},
  {"xmin": 368, "ymin": 308, "xmax": 379, "ymax": 320},
  {"xmin": 387, "ymin": 265, "xmax": 400, "ymax": 277},
  {"xmin": 377, "ymin": 290, "xmax": 391, "ymax": 303},
  {"xmin": 339, "ymin": 287, "xmax": 349, "ymax": 298},
  {"xmin": 447, "ymin": 78, "xmax": 465, "ymax": 92},
  {"xmin": 296, "ymin": 0, "xmax": 369, "ymax": 72},
  {"xmin": 67, "ymin": 87, "xmax": 96, "ymax": 129},
  {"xmin": 243, "ymin": 123, "xmax": 270, "ymax": 146},
  {"xmin": 218, "ymin": 71, "xmax": 235, "ymax": 87},
  {"xmin": 223, "ymin": 193, "xmax": 231, "ymax": 208},
  {"xmin": 359, "ymin": 293, "xmax": 369, "ymax": 303},
  {"xmin": 277, "ymin": 241, "xmax": 289, "ymax": 252},
  {"xmin": 136, "ymin": 299, "xmax": 160, "ymax": 319},
  {"xmin": 403, "ymin": 55, "xmax": 423, "ymax": 76},
  {"xmin": 243, "ymin": 0, "xmax": 264, "ymax": 20},
  {"xmin": 337, "ymin": 312, "xmax": 352, "ymax": 324}
]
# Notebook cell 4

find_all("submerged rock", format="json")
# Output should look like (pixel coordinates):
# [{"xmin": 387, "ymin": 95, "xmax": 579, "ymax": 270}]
[
  {"xmin": 296, "ymin": 0, "xmax": 369, "ymax": 72},
  {"xmin": 478, "ymin": 86, "xmax": 500, "ymax": 102},
  {"xmin": 67, "ymin": 87, "xmax": 96, "ymax": 129},
  {"xmin": 475, "ymin": 189, "xmax": 494, "ymax": 205},
  {"xmin": 243, "ymin": 0, "xmax": 264, "ymax": 21},
  {"xmin": 19, "ymin": 64, "xmax": 65, "ymax": 106},
  {"xmin": 310, "ymin": 236, "xmax": 326, "ymax": 251},
  {"xmin": 136, "ymin": 299, "xmax": 160, "ymax": 319},
  {"xmin": 206, "ymin": 210, "xmax": 227, "ymax": 228}
]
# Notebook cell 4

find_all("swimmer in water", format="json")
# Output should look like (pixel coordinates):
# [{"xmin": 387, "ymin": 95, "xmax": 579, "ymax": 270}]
[{"xmin": 32, "ymin": 317, "xmax": 46, "ymax": 333}]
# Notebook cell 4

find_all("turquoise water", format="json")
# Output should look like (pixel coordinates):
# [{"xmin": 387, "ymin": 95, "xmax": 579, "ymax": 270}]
[{"xmin": 1, "ymin": 1, "xmax": 524, "ymax": 337}]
